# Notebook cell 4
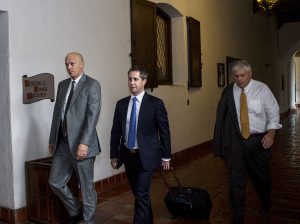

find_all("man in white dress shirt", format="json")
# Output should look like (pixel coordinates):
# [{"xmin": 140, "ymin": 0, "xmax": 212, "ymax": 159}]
[
  {"xmin": 213, "ymin": 60, "xmax": 282, "ymax": 224},
  {"xmin": 48, "ymin": 52, "xmax": 101, "ymax": 224}
]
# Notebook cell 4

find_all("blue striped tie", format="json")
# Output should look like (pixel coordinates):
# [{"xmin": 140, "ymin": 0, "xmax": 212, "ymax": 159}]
[{"xmin": 127, "ymin": 97, "xmax": 137, "ymax": 149}]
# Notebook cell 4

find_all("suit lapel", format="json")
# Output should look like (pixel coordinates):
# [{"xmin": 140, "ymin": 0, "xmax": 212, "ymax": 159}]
[
  {"xmin": 227, "ymin": 84, "xmax": 240, "ymax": 133},
  {"xmin": 122, "ymin": 97, "xmax": 131, "ymax": 138},
  {"xmin": 59, "ymin": 79, "xmax": 71, "ymax": 114},
  {"xmin": 69, "ymin": 74, "xmax": 87, "ymax": 109},
  {"xmin": 120, "ymin": 92, "xmax": 148, "ymax": 138},
  {"xmin": 137, "ymin": 92, "xmax": 149, "ymax": 129}
]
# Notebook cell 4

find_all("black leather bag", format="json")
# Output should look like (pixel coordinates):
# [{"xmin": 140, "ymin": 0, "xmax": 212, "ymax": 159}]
[{"xmin": 160, "ymin": 169, "xmax": 212, "ymax": 220}]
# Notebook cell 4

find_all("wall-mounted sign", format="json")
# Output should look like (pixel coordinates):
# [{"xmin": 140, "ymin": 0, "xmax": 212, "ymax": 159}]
[{"xmin": 22, "ymin": 73, "xmax": 55, "ymax": 104}]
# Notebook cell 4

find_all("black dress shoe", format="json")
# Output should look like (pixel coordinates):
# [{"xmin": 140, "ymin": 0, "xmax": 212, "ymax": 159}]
[
  {"xmin": 67, "ymin": 211, "xmax": 83, "ymax": 224},
  {"xmin": 259, "ymin": 203, "xmax": 270, "ymax": 215},
  {"xmin": 232, "ymin": 215, "xmax": 244, "ymax": 224}
]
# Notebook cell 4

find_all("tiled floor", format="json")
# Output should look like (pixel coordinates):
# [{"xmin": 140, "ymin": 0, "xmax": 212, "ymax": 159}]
[{"xmin": 94, "ymin": 112, "xmax": 300, "ymax": 224}]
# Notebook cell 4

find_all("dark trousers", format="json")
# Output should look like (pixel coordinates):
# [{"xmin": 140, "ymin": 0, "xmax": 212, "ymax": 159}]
[
  {"xmin": 122, "ymin": 148, "xmax": 154, "ymax": 224},
  {"xmin": 223, "ymin": 134, "xmax": 272, "ymax": 219}
]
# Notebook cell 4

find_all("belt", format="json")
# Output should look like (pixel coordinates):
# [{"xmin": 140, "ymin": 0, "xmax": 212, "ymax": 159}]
[
  {"xmin": 123, "ymin": 145, "xmax": 139, "ymax": 154},
  {"xmin": 249, "ymin": 132, "xmax": 265, "ymax": 138},
  {"xmin": 130, "ymin": 149, "xmax": 139, "ymax": 154}
]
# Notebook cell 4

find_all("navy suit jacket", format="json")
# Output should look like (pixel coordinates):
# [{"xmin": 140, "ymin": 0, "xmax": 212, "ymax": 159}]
[{"xmin": 110, "ymin": 92, "xmax": 171, "ymax": 171}]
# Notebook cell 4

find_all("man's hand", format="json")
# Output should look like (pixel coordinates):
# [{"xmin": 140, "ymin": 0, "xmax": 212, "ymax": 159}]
[
  {"xmin": 76, "ymin": 144, "xmax": 89, "ymax": 160},
  {"xmin": 262, "ymin": 129, "xmax": 276, "ymax": 149},
  {"xmin": 162, "ymin": 160, "xmax": 170, "ymax": 170},
  {"xmin": 48, "ymin": 144, "xmax": 55, "ymax": 155},
  {"xmin": 111, "ymin": 158, "xmax": 118, "ymax": 169}
]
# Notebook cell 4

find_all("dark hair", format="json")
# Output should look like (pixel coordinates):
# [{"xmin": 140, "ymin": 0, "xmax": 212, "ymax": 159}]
[{"xmin": 128, "ymin": 65, "xmax": 148, "ymax": 80}]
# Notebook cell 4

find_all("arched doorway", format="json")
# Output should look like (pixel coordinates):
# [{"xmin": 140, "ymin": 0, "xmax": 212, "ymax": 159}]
[{"xmin": 280, "ymin": 42, "xmax": 300, "ymax": 111}]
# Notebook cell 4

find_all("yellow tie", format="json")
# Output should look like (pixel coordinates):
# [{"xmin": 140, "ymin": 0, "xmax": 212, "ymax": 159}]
[{"xmin": 240, "ymin": 89, "xmax": 250, "ymax": 139}]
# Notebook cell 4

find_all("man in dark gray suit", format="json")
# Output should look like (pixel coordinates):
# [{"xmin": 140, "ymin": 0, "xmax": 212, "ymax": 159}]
[
  {"xmin": 213, "ymin": 60, "xmax": 281, "ymax": 223},
  {"xmin": 48, "ymin": 52, "xmax": 101, "ymax": 224},
  {"xmin": 110, "ymin": 65, "xmax": 171, "ymax": 224}
]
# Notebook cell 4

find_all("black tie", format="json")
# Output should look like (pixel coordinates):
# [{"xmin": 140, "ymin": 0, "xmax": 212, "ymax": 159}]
[
  {"xmin": 62, "ymin": 81, "xmax": 75, "ymax": 137},
  {"xmin": 65, "ymin": 81, "xmax": 75, "ymax": 115}
]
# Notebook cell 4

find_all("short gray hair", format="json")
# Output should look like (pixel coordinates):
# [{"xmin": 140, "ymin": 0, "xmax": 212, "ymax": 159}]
[{"xmin": 232, "ymin": 60, "xmax": 252, "ymax": 74}]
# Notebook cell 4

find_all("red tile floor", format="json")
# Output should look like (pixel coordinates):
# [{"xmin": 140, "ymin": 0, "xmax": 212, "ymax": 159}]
[{"xmin": 94, "ymin": 112, "xmax": 300, "ymax": 224}]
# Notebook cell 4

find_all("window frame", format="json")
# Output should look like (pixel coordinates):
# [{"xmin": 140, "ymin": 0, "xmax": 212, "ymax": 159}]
[{"xmin": 156, "ymin": 7, "xmax": 173, "ymax": 85}]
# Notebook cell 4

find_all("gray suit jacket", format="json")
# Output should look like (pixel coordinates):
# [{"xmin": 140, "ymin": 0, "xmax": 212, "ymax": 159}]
[{"xmin": 49, "ymin": 74, "xmax": 101, "ymax": 158}]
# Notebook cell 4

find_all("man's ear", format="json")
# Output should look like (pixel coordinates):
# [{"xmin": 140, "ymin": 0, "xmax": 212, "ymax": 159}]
[{"xmin": 143, "ymin": 79, "xmax": 147, "ymax": 85}]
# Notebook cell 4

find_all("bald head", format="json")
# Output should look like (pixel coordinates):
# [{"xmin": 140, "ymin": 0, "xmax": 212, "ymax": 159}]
[
  {"xmin": 65, "ymin": 52, "xmax": 85, "ymax": 80},
  {"xmin": 65, "ymin": 52, "xmax": 84, "ymax": 64}
]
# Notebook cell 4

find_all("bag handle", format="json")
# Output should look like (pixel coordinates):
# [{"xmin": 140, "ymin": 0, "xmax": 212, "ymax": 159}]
[
  {"xmin": 159, "ymin": 167, "xmax": 183, "ymax": 188},
  {"xmin": 159, "ymin": 167, "xmax": 192, "ymax": 207}
]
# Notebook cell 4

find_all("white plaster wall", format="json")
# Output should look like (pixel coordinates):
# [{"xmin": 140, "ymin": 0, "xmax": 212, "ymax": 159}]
[
  {"xmin": 274, "ymin": 61, "xmax": 289, "ymax": 113},
  {"xmin": 279, "ymin": 22, "xmax": 300, "ymax": 59},
  {"xmin": 0, "ymin": 11, "xmax": 13, "ymax": 208},
  {"xmin": 288, "ymin": 60, "xmax": 296, "ymax": 109},
  {"xmin": 295, "ymin": 57, "xmax": 300, "ymax": 104},
  {"xmin": 171, "ymin": 17, "xmax": 187, "ymax": 86},
  {"xmin": 9, "ymin": 0, "xmax": 131, "ymax": 208},
  {"xmin": 0, "ymin": 0, "xmax": 8, "ymax": 11},
  {"xmin": 6, "ymin": 0, "xmax": 283, "ymax": 209}
]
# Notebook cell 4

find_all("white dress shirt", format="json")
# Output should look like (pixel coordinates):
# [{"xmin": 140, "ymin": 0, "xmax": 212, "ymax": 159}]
[
  {"xmin": 125, "ymin": 91, "xmax": 170, "ymax": 161},
  {"xmin": 125, "ymin": 91, "xmax": 145, "ymax": 149},
  {"xmin": 233, "ymin": 79, "xmax": 282, "ymax": 134},
  {"xmin": 61, "ymin": 74, "xmax": 83, "ymax": 120}
]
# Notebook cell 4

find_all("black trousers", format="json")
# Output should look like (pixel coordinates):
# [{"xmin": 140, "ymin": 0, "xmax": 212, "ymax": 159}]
[
  {"xmin": 122, "ymin": 148, "xmax": 154, "ymax": 224},
  {"xmin": 223, "ymin": 134, "xmax": 272, "ymax": 218}
]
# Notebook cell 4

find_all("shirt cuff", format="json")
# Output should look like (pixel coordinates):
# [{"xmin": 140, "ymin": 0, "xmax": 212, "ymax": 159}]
[
  {"xmin": 162, "ymin": 158, "xmax": 171, "ymax": 161},
  {"xmin": 266, "ymin": 123, "xmax": 282, "ymax": 130}
]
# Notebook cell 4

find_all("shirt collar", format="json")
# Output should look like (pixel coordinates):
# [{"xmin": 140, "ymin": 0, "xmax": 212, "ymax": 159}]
[
  {"xmin": 243, "ymin": 79, "xmax": 253, "ymax": 92},
  {"xmin": 71, "ymin": 73, "xmax": 83, "ymax": 84},
  {"xmin": 131, "ymin": 90, "xmax": 145, "ymax": 102},
  {"xmin": 234, "ymin": 79, "xmax": 253, "ymax": 93}
]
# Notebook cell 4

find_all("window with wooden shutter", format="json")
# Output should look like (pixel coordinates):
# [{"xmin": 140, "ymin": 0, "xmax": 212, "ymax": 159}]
[
  {"xmin": 187, "ymin": 17, "xmax": 202, "ymax": 87},
  {"xmin": 156, "ymin": 8, "xmax": 172, "ymax": 85},
  {"xmin": 130, "ymin": 0, "xmax": 158, "ymax": 88}
]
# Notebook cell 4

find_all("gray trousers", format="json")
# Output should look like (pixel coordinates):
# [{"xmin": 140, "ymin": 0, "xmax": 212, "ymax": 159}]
[{"xmin": 48, "ymin": 139, "xmax": 97, "ymax": 224}]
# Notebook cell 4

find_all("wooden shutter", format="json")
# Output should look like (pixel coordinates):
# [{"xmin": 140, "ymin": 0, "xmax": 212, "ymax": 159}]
[
  {"xmin": 187, "ymin": 17, "xmax": 202, "ymax": 87},
  {"xmin": 130, "ymin": 0, "xmax": 158, "ymax": 88}
]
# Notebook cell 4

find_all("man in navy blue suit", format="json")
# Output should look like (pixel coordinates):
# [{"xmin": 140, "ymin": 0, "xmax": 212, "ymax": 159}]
[{"xmin": 110, "ymin": 65, "xmax": 171, "ymax": 224}]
